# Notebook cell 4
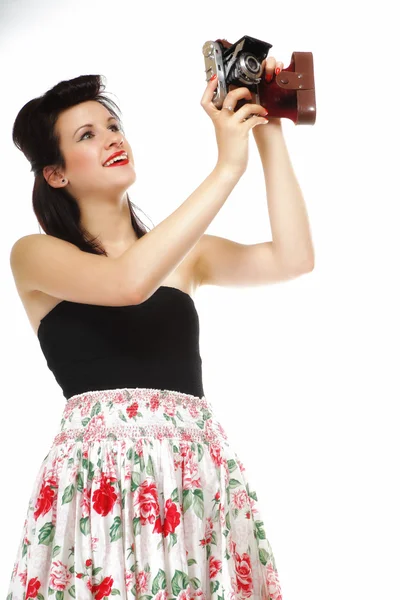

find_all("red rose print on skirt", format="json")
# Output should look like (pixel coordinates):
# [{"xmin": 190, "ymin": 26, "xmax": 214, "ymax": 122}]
[
  {"xmin": 209, "ymin": 555, "xmax": 222, "ymax": 579},
  {"xmin": 134, "ymin": 479, "xmax": 161, "ymax": 526},
  {"xmin": 25, "ymin": 577, "xmax": 41, "ymax": 599},
  {"xmin": 92, "ymin": 473, "xmax": 118, "ymax": 516},
  {"xmin": 127, "ymin": 401, "xmax": 139, "ymax": 418},
  {"xmin": 163, "ymin": 498, "xmax": 181, "ymax": 536},
  {"xmin": 33, "ymin": 477, "xmax": 57, "ymax": 520},
  {"xmin": 232, "ymin": 543, "xmax": 254, "ymax": 599},
  {"xmin": 49, "ymin": 560, "xmax": 73, "ymax": 591},
  {"xmin": 92, "ymin": 575, "xmax": 114, "ymax": 600}
]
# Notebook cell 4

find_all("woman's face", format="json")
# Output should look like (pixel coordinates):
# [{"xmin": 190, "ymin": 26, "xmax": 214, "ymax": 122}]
[{"xmin": 53, "ymin": 100, "xmax": 136, "ymax": 197}]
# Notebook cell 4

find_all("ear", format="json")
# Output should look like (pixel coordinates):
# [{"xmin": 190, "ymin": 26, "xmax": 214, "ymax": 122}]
[{"xmin": 42, "ymin": 165, "xmax": 67, "ymax": 188}]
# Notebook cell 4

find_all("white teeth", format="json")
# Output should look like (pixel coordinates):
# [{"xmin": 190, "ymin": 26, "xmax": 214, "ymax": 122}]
[{"xmin": 104, "ymin": 153, "xmax": 128, "ymax": 167}]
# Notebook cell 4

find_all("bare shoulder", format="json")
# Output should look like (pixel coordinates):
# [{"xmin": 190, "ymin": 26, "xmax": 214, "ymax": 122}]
[
  {"xmin": 10, "ymin": 233, "xmax": 60, "ymax": 268},
  {"xmin": 10, "ymin": 233, "xmax": 43, "ymax": 256},
  {"xmin": 9, "ymin": 234, "xmax": 65, "ymax": 335},
  {"xmin": 11, "ymin": 232, "xmax": 51, "ymax": 253},
  {"xmin": 10, "ymin": 234, "xmax": 46, "ymax": 288},
  {"xmin": 11, "ymin": 232, "xmax": 64, "ymax": 252}
]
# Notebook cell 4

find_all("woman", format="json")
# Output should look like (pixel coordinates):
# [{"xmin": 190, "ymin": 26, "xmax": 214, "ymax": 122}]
[{"xmin": 7, "ymin": 58, "xmax": 313, "ymax": 599}]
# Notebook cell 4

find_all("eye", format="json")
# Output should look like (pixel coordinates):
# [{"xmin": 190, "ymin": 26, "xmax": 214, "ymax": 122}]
[{"xmin": 80, "ymin": 123, "xmax": 121, "ymax": 141}]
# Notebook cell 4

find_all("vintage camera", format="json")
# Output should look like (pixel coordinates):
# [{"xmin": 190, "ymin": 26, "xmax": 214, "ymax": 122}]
[{"xmin": 202, "ymin": 35, "xmax": 316, "ymax": 125}]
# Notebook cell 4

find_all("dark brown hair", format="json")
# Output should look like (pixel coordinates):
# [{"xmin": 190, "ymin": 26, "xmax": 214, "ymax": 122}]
[{"xmin": 12, "ymin": 74, "xmax": 152, "ymax": 256}]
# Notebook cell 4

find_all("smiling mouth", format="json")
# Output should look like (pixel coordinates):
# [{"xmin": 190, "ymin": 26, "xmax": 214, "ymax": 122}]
[{"xmin": 104, "ymin": 158, "xmax": 130, "ymax": 167}]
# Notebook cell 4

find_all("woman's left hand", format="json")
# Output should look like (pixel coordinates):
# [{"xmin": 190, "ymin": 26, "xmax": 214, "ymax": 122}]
[{"xmin": 261, "ymin": 56, "xmax": 284, "ymax": 83}]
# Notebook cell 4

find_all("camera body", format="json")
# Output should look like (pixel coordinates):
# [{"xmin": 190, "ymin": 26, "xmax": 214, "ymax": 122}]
[{"xmin": 202, "ymin": 35, "xmax": 273, "ymax": 112}]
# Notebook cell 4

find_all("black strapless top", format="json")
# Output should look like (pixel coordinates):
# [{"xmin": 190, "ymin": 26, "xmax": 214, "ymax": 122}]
[{"xmin": 37, "ymin": 286, "xmax": 204, "ymax": 400}]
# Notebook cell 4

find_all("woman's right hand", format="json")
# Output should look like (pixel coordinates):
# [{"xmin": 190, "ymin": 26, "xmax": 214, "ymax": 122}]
[{"xmin": 200, "ymin": 75, "xmax": 269, "ymax": 176}]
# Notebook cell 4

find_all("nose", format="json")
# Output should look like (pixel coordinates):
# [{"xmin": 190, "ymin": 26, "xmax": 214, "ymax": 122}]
[
  {"xmin": 106, "ymin": 130, "xmax": 124, "ymax": 148},
  {"xmin": 109, "ymin": 138, "xmax": 124, "ymax": 149}
]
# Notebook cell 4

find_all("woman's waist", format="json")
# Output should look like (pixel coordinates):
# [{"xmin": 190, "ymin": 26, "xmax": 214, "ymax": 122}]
[{"xmin": 52, "ymin": 387, "xmax": 229, "ymax": 448}]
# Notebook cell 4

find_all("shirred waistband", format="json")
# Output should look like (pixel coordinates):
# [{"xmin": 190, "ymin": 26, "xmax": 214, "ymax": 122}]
[{"xmin": 50, "ymin": 387, "xmax": 228, "ymax": 450}]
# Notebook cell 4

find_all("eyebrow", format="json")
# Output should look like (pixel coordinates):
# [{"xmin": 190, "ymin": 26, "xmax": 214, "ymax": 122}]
[{"xmin": 73, "ymin": 116, "xmax": 117, "ymax": 138}]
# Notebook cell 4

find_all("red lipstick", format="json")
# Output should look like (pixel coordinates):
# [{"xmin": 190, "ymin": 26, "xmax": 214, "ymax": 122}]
[{"xmin": 103, "ymin": 150, "xmax": 128, "ymax": 166}]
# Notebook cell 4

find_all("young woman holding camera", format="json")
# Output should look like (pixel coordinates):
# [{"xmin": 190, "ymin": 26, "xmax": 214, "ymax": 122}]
[{"xmin": 7, "ymin": 55, "xmax": 312, "ymax": 599}]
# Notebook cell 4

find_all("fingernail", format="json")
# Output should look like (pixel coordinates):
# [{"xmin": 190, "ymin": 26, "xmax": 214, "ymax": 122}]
[
  {"xmin": 266, "ymin": 73, "xmax": 273, "ymax": 83},
  {"xmin": 210, "ymin": 74, "xmax": 217, "ymax": 81},
  {"xmin": 275, "ymin": 67, "xmax": 281, "ymax": 75}
]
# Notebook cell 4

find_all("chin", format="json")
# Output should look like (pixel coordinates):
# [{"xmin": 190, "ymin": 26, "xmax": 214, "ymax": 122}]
[{"xmin": 122, "ymin": 170, "xmax": 137, "ymax": 191}]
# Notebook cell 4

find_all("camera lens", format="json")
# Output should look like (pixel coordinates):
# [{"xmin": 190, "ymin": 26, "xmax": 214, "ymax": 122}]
[{"xmin": 246, "ymin": 56, "xmax": 259, "ymax": 73}]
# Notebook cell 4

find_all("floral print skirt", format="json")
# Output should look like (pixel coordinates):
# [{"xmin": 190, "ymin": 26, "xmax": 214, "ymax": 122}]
[{"xmin": 7, "ymin": 387, "xmax": 283, "ymax": 600}]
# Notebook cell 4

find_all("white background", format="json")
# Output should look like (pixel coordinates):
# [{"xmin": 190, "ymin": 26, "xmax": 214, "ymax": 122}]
[{"xmin": 1, "ymin": 0, "xmax": 399, "ymax": 598}]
